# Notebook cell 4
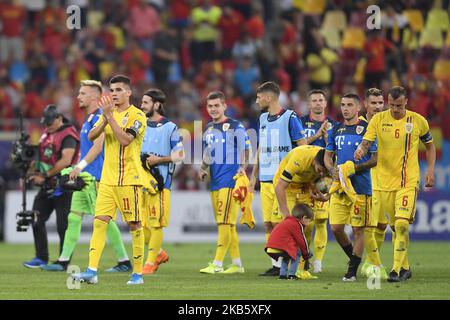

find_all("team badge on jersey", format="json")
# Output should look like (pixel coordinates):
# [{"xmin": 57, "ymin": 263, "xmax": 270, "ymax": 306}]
[
  {"xmin": 222, "ymin": 123, "xmax": 230, "ymax": 132},
  {"xmin": 326, "ymin": 122, "xmax": 333, "ymax": 130},
  {"xmin": 356, "ymin": 125, "xmax": 364, "ymax": 135},
  {"xmin": 132, "ymin": 120, "xmax": 142, "ymax": 130},
  {"xmin": 122, "ymin": 117, "xmax": 129, "ymax": 126},
  {"xmin": 405, "ymin": 123, "xmax": 413, "ymax": 134}
]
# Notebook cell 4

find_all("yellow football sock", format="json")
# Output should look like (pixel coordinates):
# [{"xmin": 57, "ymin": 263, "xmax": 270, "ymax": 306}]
[
  {"xmin": 392, "ymin": 219, "xmax": 409, "ymax": 274},
  {"xmin": 214, "ymin": 224, "xmax": 231, "ymax": 263},
  {"xmin": 364, "ymin": 228, "xmax": 381, "ymax": 266},
  {"xmin": 88, "ymin": 219, "xmax": 109, "ymax": 270},
  {"xmin": 130, "ymin": 228, "xmax": 145, "ymax": 274},
  {"xmin": 314, "ymin": 219, "xmax": 327, "ymax": 262},
  {"xmin": 265, "ymin": 232, "xmax": 270, "ymax": 244},
  {"xmin": 305, "ymin": 220, "xmax": 315, "ymax": 247},
  {"xmin": 392, "ymin": 227, "xmax": 409, "ymax": 270},
  {"xmin": 402, "ymin": 253, "xmax": 410, "ymax": 270},
  {"xmin": 144, "ymin": 227, "xmax": 151, "ymax": 245},
  {"xmin": 146, "ymin": 227, "xmax": 163, "ymax": 264},
  {"xmin": 229, "ymin": 225, "xmax": 240, "ymax": 260},
  {"xmin": 375, "ymin": 227, "xmax": 386, "ymax": 251}
]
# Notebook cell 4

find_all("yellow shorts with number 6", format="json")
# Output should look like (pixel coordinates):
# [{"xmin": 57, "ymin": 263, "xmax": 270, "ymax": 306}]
[
  {"xmin": 142, "ymin": 188, "xmax": 171, "ymax": 228},
  {"xmin": 372, "ymin": 188, "xmax": 418, "ymax": 225},
  {"xmin": 329, "ymin": 193, "xmax": 374, "ymax": 227},
  {"xmin": 95, "ymin": 183, "xmax": 143, "ymax": 223},
  {"xmin": 211, "ymin": 188, "xmax": 238, "ymax": 225}
]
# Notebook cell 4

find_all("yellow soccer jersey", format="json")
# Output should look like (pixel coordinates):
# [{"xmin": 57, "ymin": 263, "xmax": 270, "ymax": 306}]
[
  {"xmin": 94, "ymin": 105, "xmax": 147, "ymax": 186},
  {"xmin": 274, "ymin": 145, "xmax": 323, "ymax": 189},
  {"xmin": 364, "ymin": 109, "xmax": 433, "ymax": 191}
]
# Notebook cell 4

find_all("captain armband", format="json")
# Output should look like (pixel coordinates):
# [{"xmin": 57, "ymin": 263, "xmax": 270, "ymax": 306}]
[{"xmin": 281, "ymin": 170, "xmax": 293, "ymax": 182}]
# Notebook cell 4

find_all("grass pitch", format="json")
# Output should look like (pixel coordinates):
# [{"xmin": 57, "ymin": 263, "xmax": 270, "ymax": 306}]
[{"xmin": 1, "ymin": 241, "xmax": 449, "ymax": 300}]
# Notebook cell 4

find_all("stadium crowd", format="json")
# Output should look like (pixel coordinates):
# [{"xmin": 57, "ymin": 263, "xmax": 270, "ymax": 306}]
[{"xmin": 0, "ymin": 0, "xmax": 449, "ymax": 191}]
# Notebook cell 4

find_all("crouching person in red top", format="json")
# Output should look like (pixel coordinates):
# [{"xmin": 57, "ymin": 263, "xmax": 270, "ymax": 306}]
[{"xmin": 265, "ymin": 204, "xmax": 314, "ymax": 279}]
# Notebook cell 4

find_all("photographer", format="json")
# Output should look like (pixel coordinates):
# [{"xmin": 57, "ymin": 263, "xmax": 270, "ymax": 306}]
[{"xmin": 23, "ymin": 105, "xmax": 80, "ymax": 268}]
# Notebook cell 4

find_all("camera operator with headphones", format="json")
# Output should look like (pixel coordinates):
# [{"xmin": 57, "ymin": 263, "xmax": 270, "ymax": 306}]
[{"xmin": 23, "ymin": 105, "xmax": 80, "ymax": 269}]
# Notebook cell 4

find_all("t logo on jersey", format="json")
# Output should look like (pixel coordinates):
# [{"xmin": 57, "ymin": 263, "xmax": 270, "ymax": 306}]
[
  {"xmin": 305, "ymin": 129, "xmax": 316, "ymax": 137},
  {"xmin": 205, "ymin": 133, "xmax": 214, "ymax": 146},
  {"xmin": 336, "ymin": 136, "xmax": 345, "ymax": 150}
]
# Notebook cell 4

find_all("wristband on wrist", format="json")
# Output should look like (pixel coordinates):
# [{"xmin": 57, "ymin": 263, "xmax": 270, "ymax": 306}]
[{"xmin": 76, "ymin": 159, "xmax": 88, "ymax": 171}]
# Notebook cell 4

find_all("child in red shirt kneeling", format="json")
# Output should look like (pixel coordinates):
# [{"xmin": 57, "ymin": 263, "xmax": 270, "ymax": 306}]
[{"xmin": 265, "ymin": 203, "xmax": 313, "ymax": 279}]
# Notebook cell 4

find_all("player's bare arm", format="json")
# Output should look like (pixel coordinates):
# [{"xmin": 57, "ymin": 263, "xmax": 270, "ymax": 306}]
[
  {"xmin": 354, "ymin": 152, "xmax": 377, "ymax": 172},
  {"xmin": 296, "ymin": 138, "xmax": 307, "ymax": 146},
  {"xmin": 324, "ymin": 150, "xmax": 338, "ymax": 179},
  {"xmin": 100, "ymin": 95, "xmax": 135, "ymax": 146},
  {"xmin": 147, "ymin": 152, "xmax": 183, "ymax": 167},
  {"xmin": 106, "ymin": 115, "xmax": 134, "ymax": 146},
  {"xmin": 70, "ymin": 133, "xmax": 105, "ymax": 180},
  {"xmin": 249, "ymin": 147, "xmax": 259, "ymax": 192},
  {"xmin": 29, "ymin": 148, "xmax": 76, "ymax": 185},
  {"xmin": 150, "ymin": 147, "xmax": 186, "ymax": 166},
  {"xmin": 354, "ymin": 139, "xmax": 374, "ymax": 161},
  {"xmin": 274, "ymin": 178, "xmax": 290, "ymax": 218},
  {"xmin": 237, "ymin": 149, "xmax": 250, "ymax": 176},
  {"xmin": 424, "ymin": 141, "xmax": 436, "ymax": 187},
  {"xmin": 199, "ymin": 147, "xmax": 210, "ymax": 181},
  {"xmin": 88, "ymin": 117, "xmax": 108, "ymax": 141}
]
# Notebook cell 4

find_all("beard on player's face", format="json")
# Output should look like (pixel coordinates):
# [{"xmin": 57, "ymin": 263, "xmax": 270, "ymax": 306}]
[
  {"xmin": 260, "ymin": 106, "xmax": 269, "ymax": 113},
  {"xmin": 146, "ymin": 105, "xmax": 155, "ymax": 117}
]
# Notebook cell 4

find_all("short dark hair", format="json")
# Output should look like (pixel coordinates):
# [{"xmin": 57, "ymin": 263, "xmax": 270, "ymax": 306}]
[
  {"xmin": 256, "ymin": 82, "xmax": 280, "ymax": 97},
  {"xmin": 308, "ymin": 89, "xmax": 327, "ymax": 99},
  {"xmin": 292, "ymin": 203, "xmax": 314, "ymax": 220},
  {"xmin": 342, "ymin": 93, "xmax": 361, "ymax": 103},
  {"xmin": 109, "ymin": 75, "xmax": 131, "ymax": 87},
  {"xmin": 144, "ymin": 88, "xmax": 166, "ymax": 116},
  {"xmin": 365, "ymin": 88, "xmax": 382, "ymax": 99},
  {"xmin": 314, "ymin": 148, "xmax": 326, "ymax": 167},
  {"xmin": 389, "ymin": 86, "xmax": 407, "ymax": 100},
  {"xmin": 206, "ymin": 91, "xmax": 226, "ymax": 102}
]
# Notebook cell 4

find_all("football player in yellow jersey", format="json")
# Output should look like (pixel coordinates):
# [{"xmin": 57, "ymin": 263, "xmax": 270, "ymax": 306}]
[
  {"xmin": 72, "ymin": 75, "xmax": 148, "ymax": 285},
  {"xmin": 355, "ymin": 86, "xmax": 436, "ymax": 282},
  {"xmin": 360, "ymin": 88, "xmax": 388, "ymax": 278},
  {"xmin": 274, "ymin": 145, "xmax": 330, "ymax": 278}
]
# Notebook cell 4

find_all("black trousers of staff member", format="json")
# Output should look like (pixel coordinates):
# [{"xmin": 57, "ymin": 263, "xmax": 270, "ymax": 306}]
[{"xmin": 32, "ymin": 189, "xmax": 72, "ymax": 263}]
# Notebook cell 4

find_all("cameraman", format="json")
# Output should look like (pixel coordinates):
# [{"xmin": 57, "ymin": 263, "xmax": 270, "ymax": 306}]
[{"xmin": 23, "ymin": 105, "xmax": 80, "ymax": 268}]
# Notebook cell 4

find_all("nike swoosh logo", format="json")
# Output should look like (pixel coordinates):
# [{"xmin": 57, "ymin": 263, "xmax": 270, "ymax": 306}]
[
  {"xmin": 89, "ymin": 248, "xmax": 95, "ymax": 252},
  {"xmin": 134, "ymin": 255, "xmax": 142, "ymax": 259}
]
